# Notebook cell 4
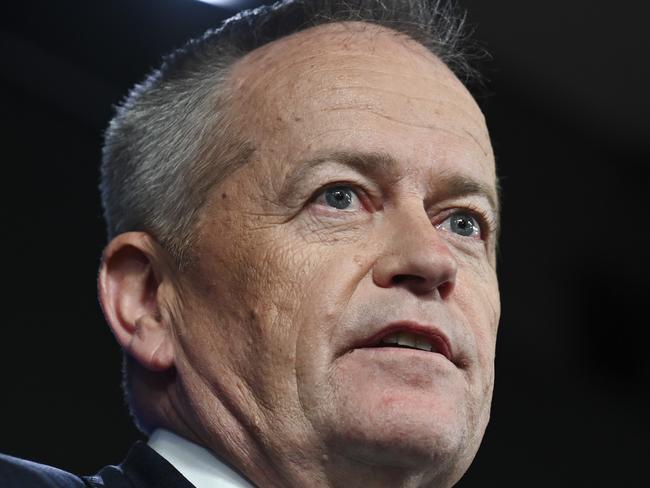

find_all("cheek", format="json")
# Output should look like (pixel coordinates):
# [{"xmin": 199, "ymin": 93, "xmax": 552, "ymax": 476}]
[
  {"xmin": 454, "ymin": 259, "xmax": 500, "ymax": 365},
  {"xmin": 451, "ymin": 264, "xmax": 499, "ymax": 430},
  {"xmin": 286, "ymin": 240, "xmax": 370, "ymax": 366},
  {"xmin": 226, "ymin": 233, "xmax": 332, "ymax": 361},
  {"xmin": 174, "ymin": 244, "xmax": 315, "ymax": 417},
  {"xmin": 239, "ymin": 237, "xmax": 362, "ymax": 415}
]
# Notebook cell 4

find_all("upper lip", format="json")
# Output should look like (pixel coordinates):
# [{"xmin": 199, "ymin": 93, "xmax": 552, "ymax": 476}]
[{"xmin": 351, "ymin": 320, "xmax": 455, "ymax": 363}]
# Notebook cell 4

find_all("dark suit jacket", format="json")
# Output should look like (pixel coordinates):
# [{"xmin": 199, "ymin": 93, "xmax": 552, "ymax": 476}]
[{"xmin": 0, "ymin": 442, "xmax": 196, "ymax": 488}]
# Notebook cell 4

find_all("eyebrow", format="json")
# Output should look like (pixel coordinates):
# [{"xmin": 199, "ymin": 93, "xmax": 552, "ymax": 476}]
[
  {"xmin": 433, "ymin": 172, "xmax": 501, "ymax": 218},
  {"xmin": 280, "ymin": 150, "xmax": 403, "ymax": 192},
  {"xmin": 279, "ymin": 150, "xmax": 500, "ymax": 218}
]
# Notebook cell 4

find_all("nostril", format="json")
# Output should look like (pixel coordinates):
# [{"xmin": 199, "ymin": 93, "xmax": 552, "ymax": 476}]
[
  {"xmin": 393, "ymin": 274, "xmax": 426, "ymax": 285},
  {"xmin": 391, "ymin": 274, "xmax": 453, "ymax": 298},
  {"xmin": 392, "ymin": 274, "xmax": 413, "ymax": 285},
  {"xmin": 437, "ymin": 280, "xmax": 454, "ymax": 300}
]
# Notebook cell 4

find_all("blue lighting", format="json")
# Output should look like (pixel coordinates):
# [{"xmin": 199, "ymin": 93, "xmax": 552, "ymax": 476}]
[{"xmin": 194, "ymin": 0, "xmax": 248, "ymax": 6}]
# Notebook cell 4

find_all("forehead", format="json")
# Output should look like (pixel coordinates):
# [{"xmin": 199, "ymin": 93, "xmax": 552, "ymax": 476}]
[{"xmin": 225, "ymin": 21, "xmax": 495, "ymax": 191}]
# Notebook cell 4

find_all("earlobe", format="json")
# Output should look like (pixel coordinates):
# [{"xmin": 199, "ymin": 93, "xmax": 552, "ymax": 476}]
[
  {"xmin": 131, "ymin": 315, "xmax": 175, "ymax": 371},
  {"xmin": 98, "ymin": 232, "xmax": 175, "ymax": 372}
]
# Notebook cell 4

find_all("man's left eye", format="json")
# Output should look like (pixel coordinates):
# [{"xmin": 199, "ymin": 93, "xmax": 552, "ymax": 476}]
[
  {"xmin": 315, "ymin": 185, "xmax": 361, "ymax": 211},
  {"xmin": 437, "ymin": 212, "xmax": 482, "ymax": 239}
]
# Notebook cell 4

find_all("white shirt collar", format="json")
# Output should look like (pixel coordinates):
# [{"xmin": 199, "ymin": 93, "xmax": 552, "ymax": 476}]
[{"xmin": 147, "ymin": 428, "xmax": 256, "ymax": 488}]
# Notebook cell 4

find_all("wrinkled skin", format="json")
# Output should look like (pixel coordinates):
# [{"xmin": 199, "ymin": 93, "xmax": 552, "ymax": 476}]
[{"xmin": 157, "ymin": 22, "xmax": 498, "ymax": 488}]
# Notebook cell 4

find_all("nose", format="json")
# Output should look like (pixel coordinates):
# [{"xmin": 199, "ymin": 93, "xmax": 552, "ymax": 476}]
[{"xmin": 372, "ymin": 205, "xmax": 457, "ymax": 299}]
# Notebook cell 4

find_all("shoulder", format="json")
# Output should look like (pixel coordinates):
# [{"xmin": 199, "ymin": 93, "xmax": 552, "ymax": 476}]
[{"xmin": 0, "ymin": 451, "xmax": 88, "ymax": 488}]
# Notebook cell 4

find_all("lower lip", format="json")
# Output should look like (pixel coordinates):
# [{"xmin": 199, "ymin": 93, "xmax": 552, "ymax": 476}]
[
  {"xmin": 352, "ymin": 346, "xmax": 452, "ymax": 363},
  {"xmin": 362, "ymin": 345, "xmax": 447, "ymax": 359},
  {"xmin": 339, "ymin": 347, "xmax": 457, "ymax": 389}
]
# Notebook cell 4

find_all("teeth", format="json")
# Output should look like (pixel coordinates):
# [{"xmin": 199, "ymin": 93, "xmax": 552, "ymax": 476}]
[
  {"xmin": 380, "ymin": 332, "xmax": 434, "ymax": 352},
  {"xmin": 382, "ymin": 333, "xmax": 399, "ymax": 344},
  {"xmin": 397, "ymin": 332, "xmax": 416, "ymax": 348},
  {"xmin": 415, "ymin": 337, "xmax": 433, "ymax": 352}
]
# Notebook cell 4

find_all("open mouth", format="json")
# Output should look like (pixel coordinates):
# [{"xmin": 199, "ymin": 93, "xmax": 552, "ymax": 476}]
[
  {"xmin": 372, "ymin": 331, "xmax": 437, "ymax": 352},
  {"xmin": 362, "ymin": 329, "xmax": 453, "ymax": 361}
]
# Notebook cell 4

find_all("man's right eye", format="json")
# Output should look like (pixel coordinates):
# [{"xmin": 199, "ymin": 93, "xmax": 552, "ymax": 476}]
[{"xmin": 314, "ymin": 185, "xmax": 362, "ymax": 211}]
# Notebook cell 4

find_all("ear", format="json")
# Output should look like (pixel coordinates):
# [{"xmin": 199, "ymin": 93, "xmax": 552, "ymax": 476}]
[{"xmin": 98, "ymin": 232, "xmax": 175, "ymax": 372}]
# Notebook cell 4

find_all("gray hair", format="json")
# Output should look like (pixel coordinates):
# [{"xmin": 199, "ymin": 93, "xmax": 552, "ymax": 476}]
[
  {"xmin": 100, "ymin": 0, "xmax": 481, "ymax": 267},
  {"xmin": 102, "ymin": 0, "xmax": 482, "ymax": 434}
]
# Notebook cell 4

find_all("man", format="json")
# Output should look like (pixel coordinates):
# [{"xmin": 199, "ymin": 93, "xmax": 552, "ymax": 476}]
[{"xmin": 1, "ymin": 0, "xmax": 500, "ymax": 486}]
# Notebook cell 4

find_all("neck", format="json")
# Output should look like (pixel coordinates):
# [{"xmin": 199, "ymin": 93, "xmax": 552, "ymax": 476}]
[{"xmin": 153, "ymin": 378, "xmax": 290, "ymax": 487}]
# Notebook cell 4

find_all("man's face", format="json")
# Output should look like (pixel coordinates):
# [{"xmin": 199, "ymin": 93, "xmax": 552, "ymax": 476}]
[{"xmin": 171, "ymin": 23, "xmax": 499, "ymax": 486}]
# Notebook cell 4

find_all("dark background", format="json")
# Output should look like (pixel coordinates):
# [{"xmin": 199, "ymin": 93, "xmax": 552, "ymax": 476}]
[{"xmin": 1, "ymin": 0, "xmax": 648, "ymax": 486}]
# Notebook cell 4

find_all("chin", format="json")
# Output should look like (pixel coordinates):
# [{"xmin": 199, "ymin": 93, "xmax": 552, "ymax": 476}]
[
  {"xmin": 319, "ymin": 373, "xmax": 479, "ymax": 475},
  {"xmin": 346, "ymin": 401, "xmax": 467, "ymax": 462}
]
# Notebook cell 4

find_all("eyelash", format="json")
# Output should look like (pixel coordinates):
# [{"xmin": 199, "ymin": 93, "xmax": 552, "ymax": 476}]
[
  {"xmin": 310, "ymin": 182, "xmax": 496, "ymax": 240},
  {"xmin": 435, "ymin": 203, "xmax": 497, "ymax": 242},
  {"xmin": 310, "ymin": 181, "xmax": 372, "ymax": 211}
]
